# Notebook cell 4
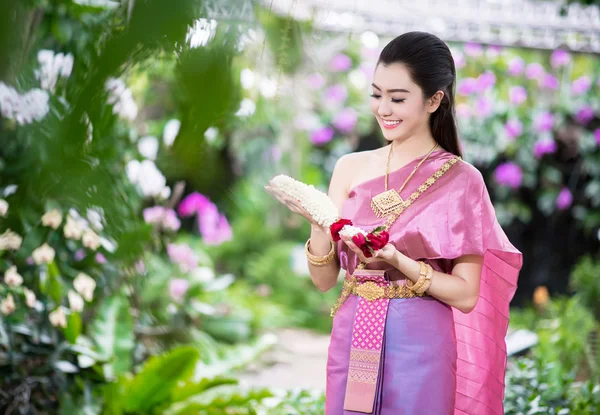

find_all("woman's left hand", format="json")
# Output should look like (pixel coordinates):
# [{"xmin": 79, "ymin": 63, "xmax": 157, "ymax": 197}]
[{"xmin": 340, "ymin": 235, "xmax": 398, "ymax": 264}]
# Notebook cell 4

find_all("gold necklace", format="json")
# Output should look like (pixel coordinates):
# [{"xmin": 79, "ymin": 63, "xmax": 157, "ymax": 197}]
[{"xmin": 370, "ymin": 142, "xmax": 439, "ymax": 218}]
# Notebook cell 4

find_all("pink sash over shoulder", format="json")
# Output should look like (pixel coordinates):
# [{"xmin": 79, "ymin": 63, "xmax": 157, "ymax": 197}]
[{"xmin": 328, "ymin": 150, "xmax": 522, "ymax": 415}]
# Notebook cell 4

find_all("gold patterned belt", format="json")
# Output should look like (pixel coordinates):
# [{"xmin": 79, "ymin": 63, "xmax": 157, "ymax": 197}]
[
  {"xmin": 344, "ymin": 277, "xmax": 430, "ymax": 301},
  {"xmin": 331, "ymin": 274, "xmax": 429, "ymax": 316}
]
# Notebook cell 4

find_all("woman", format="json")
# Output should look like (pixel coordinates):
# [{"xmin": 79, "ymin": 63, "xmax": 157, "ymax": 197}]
[{"xmin": 266, "ymin": 31, "xmax": 522, "ymax": 414}]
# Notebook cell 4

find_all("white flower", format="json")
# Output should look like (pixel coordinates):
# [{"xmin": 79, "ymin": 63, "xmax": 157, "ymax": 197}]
[
  {"xmin": 82, "ymin": 229, "xmax": 101, "ymax": 250},
  {"xmin": 163, "ymin": 119, "xmax": 181, "ymax": 147},
  {"xmin": 0, "ymin": 229, "xmax": 22, "ymax": 251},
  {"xmin": 259, "ymin": 77, "xmax": 278, "ymax": 98},
  {"xmin": 0, "ymin": 294, "xmax": 16, "ymax": 315},
  {"xmin": 204, "ymin": 127, "xmax": 218, "ymax": 143},
  {"xmin": 137, "ymin": 136, "xmax": 159, "ymax": 160},
  {"xmin": 191, "ymin": 266, "xmax": 215, "ymax": 284},
  {"xmin": 270, "ymin": 175, "xmax": 341, "ymax": 228},
  {"xmin": 4, "ymin": 266, "xmax": 23, "ymax": 287},
  {"xmin": 36, "ymin": 50, "xmax": 73, "ymax": 91},
  {"xmin": 3, "ymin": 185, "xmax": 17, "ymax": 197},
  {"xmin": 105, "ymin": 77, "xmax": 137, "ymax": 121},
  {"xmin": 73, "ymin": 272, "xmax": 96, "ymax": 302},
  {"xmin": 0, "ymin": 82, "xmax": 49, "ymax": 125},
  {"xmin": 236, "ymin": 98, "xmax": 256, "ymax": 117},
  {"xmin": 42, "ymin": 209, "xmax": 63, "ymax": 229},
  {"xmin": 64, "ymin": 215, "xmax": 83, "ymax": 240},
  {"xmin": 86, "ymin": 208, "xmax": 104, "ymax": 231},
  {"xmin": 49, "ymin": 306, "xmax": 67, "ymax": 328},
  {"xmin": 240, "ymin": 68, "xmax": 255, "ymax": 89},
  {"xmin": 32, "ymin": 243, "xmax": 55, "ymax": 265},
  {"xmin": 339, "ymin": 225, "xmax": 367, "ymax": 238},
  {"xmin": 23, "ymin": 288, "xmax": 36, "ymax": 308},
  {"xmin": 127, "ymin": 159, "xmax": 167, "ymax": 198},
  {"xmin": 0, "ymin": 199, "xmax": 8, "ymax": 217},
  {"xmin": 360, "ymin": 30, "xmax": 380, "ymax": 49},
  {"xmin": 68, "ymin": 290, "xmax": 84, "ymax": 312}
]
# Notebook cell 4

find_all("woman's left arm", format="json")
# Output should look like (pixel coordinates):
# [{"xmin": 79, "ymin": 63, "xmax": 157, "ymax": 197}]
[
  {"xmin": 389, "ymin": 251, "xmax": 483, "ymax": 314},
  {"xmin": 341, "ymin": 236, "xmax": 484, "ymax": 313}
]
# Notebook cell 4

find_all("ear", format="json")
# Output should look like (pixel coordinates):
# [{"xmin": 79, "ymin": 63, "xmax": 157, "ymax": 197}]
[{"xmin": 427, "ymin": 91, "xmax": 445, "ymax": 113}]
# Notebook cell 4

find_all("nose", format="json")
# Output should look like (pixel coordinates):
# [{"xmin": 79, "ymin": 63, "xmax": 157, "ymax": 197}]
[{"xmin": 377, "ymin": 99, "xmax": 392, "ymax": 118}]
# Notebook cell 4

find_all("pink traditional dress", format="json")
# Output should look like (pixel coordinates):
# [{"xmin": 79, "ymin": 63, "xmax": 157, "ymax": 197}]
[{"xmin": 326, "ymin": 149, "xmax": 522, "ymax": 415}]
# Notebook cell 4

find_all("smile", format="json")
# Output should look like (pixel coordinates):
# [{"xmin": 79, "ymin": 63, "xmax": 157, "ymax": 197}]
[{"xmin": 381, "ymin": 119, "xmax": 402, "ymax": 129}]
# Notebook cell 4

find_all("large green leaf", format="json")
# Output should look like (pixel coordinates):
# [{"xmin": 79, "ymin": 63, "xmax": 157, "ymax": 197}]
[
  {"xmin": 122, "ymin": 346, "xmax": 200, "ymax": 413},
  {"xmin": 162, "ymin": 384, "xmax": 273, "ymax": 415},
  {"xmin": 90, "ymin": 295, "xmax": 134, "ymax": 379}
]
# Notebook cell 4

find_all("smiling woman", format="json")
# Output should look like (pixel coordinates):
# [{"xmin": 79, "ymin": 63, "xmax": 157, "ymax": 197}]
[{"xmin": 267, "ymin": 31, "xmax": 522, "ymax": 415}]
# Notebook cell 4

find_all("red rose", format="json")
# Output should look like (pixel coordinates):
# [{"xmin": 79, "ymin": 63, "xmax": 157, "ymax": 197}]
[
  {"xmin": 367, "ymin": 230, "xmax": 390, "ymax": 250},
  {"xmin": 352, "ymin": 233, "xmax": 372, "ymax": 258},
  {"xmin": 330, "ymin": 219, "xmax": 353, "ymax": 242}
]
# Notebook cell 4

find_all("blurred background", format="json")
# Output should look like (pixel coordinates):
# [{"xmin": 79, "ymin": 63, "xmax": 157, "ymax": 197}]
[{"xmin": 0, "ymin": 0, "xmax": 599, "ymax": 413}]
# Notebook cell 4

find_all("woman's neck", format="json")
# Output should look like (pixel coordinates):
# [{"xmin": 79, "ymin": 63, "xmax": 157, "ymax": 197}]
[{"xmin": 388, "ymin": 134, "xmax": 439, "ymax": 166}]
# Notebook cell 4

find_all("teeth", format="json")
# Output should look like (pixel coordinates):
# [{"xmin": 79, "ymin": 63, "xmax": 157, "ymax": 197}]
[{"xmin": 383, "ymin": 120, "xmax": 400, "ymax": 125}]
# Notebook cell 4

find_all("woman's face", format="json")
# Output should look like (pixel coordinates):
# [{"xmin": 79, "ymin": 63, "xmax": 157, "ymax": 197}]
[{"xmin": 369, "ymin": 62, "xmax": 433, "ymax": 142}]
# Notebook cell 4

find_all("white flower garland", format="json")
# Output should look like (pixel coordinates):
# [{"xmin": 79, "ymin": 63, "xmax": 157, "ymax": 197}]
[{"xmin": 270, "ymin": 174, "xmax": 365, "ymax": 237}]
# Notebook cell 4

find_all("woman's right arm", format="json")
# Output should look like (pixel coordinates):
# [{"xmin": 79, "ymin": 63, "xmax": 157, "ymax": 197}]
[{"xmin": 307, "ymin": 154, "xmax": 353, "ymax": 292}]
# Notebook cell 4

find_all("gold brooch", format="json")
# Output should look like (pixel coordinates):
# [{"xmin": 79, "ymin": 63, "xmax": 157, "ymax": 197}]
[{"xmin": 355, "ymin": 281, "xmax": 385, "ymax": 301}]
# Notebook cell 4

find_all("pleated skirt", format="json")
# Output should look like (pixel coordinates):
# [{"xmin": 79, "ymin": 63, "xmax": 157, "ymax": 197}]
[{"xmin": 325, "ymin": 294, "xmax": 457, "ymax": 415}]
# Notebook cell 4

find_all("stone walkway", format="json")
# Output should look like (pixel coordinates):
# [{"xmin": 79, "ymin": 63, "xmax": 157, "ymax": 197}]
[{"xmin": 238, "ymin": 328, "xmax": 331, "ymax": 391}]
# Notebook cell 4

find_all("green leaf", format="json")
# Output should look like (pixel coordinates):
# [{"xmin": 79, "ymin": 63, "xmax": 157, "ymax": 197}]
[
  {"xmin": 122, "ymin": 346, "xmax": 200, "ymax": 412},
  {"xmin": 162, "ymin": 385, "xmax": 274, "ymax": 415},
  {"xmin": 90, "ymin": 295, "xmax": 134, "ymax": 379},
  {"xmin": 40, "ymin": 262, "xmax": 63, "ymax": 304},
  {"xmin": 65, "ymin": 312, "xmax": 82, "ymax": 344}
]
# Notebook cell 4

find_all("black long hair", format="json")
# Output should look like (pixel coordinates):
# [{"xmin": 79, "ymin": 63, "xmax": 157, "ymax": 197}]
[{"xmin": 378, "ymin": 31, "xmax": 462, "ymax": 158}]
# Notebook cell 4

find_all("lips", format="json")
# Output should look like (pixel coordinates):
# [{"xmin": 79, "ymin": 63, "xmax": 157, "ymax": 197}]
[{"xmin": 380, "ymin": 119, "xmax": 403, "ymax": 130}]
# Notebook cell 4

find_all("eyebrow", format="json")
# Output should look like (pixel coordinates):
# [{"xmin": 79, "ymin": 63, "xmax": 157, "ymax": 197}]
[{"xmin": 371, "ymin": 83, "xmax": 410, "ymax": 93}]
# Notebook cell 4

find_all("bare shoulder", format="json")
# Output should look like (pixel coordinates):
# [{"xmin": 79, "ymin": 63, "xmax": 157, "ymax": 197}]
[{"xmin": 332, "ymin": 149, "xmax": 381, "ymax": 188}]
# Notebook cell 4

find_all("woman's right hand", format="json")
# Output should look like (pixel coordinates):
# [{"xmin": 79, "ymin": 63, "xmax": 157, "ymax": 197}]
[{"xmin": 264, "ymin": 179, "xmax": 328, "ymax": 233}]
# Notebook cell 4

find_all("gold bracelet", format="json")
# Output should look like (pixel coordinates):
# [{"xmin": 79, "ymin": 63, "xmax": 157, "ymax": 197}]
[
  {"xmin": 413, "ymin": 263, "xmax": 433, "ymax": 295},
  {"xmin": 305, "ymin": 239, "xmax": 336, "ymax": 266},
  {"xmin": 408, "ymin": 261, "xmax": 428, "ymax": 292}
]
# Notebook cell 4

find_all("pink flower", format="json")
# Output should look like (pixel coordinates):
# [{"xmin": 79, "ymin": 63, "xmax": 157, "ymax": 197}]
[
  {"xmin": 169, "ymin": 278, "xmax": 189, "ymax": 302},
  {"xmin": 167, "ymin": 243, "xmax": 198, "ymax": 272},
  {"xmin": 74, "ymin": 249, "xmax": 86, "ymax": 261},
  {"xmin": 464, "ymin": 42, "xmax": 483, "ymax": 57},
  {"xmin": 202, "ymin": 214, "xmax": 233, "ymax": 245},
  {"xmin": 505, "ymin": 119, "xmax": 523, "ymax": 140},
  {"xmin": 550, "ymin": 50, "xmax": 570, "ymax": 68},
  {"xmin": 330, "ymin": 54, "xmax": 352, "ymax": 72},
  {"xmin": 324, "ymin": 84, "xmax": 348, "ymax": 106},
  {"xmin": 533, "ymin": 111, "xmax": 554, "ymax": 133},
  {"xmin": 95, "ymin": 253, "xmax": 107, "ymax": 264},
  {"xmin": 453, "ymin": 52, "xmax": 466, "ymax": 69},
  {"xmin": 494, "ymin": 162, "xmax": 523, "ymax": 189},
  {"xmin": 332, "ymin": 108, "xmax": 357, "ymax": 133},
  {"xmin": 540, "ymin": 74, "xmax": 559, "ymax": 90},
  {"xmin": 556, "ymin": 188, "xmax": 573, "ymax": 210},
  {"xmin": 525, "ymin": 63, "xmax": 545, "ymax": 80},
  {"xmin": 477, "ymin": 71, "xmax": 496, "ymax": 91},
  {"xmin": 595, "ymin": 129, "xmax": 600, "ymax": 146},
  {"xmin": 533, "ymin": 138, "xmax": 557, "ymax": 158},
  {"xmin": 572, "ymin": 76, "xmax": 592, "ymax": 95},
  {"xmin": 143, "ymin": 206, "xmax": 165, "ymax": 224},
  {"xmin": 307, "ymin": 73, "xmax": 325, "ymax": 89},
  {"xmin": 507, "ymin": 58, "xmax": 525, "ymax": 76},
  {"xmin": 178, "ymin": 192, "xmax": 211, "ymax": 217},
  {"xmin": 359, "ymin": 63, "xmax": 375, "ymax": 78},
  {"xmin": 509, "ymin": 86, "xmax": 527, "ymax": 106},
  {"xmin": 575, "ymin": 106, "xmax": 594, "ymax": 125},
  {"xmin": 198, "ymin": 203, "xmax": 233, "ymax": 246},
  {"xmin": 457, "ymin": 78, "xmax": 479, "ymax": 96},
  {"xmin": 162, "ymin": 209, "xmax": 181, "ymax": 231},
  {"xmin": 310, "ymin": 126, "xmax": 334, "ymax": 145},
  {"xmin": 475, "ymin": 97, "xmax": 494, "ymax": 118}
]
